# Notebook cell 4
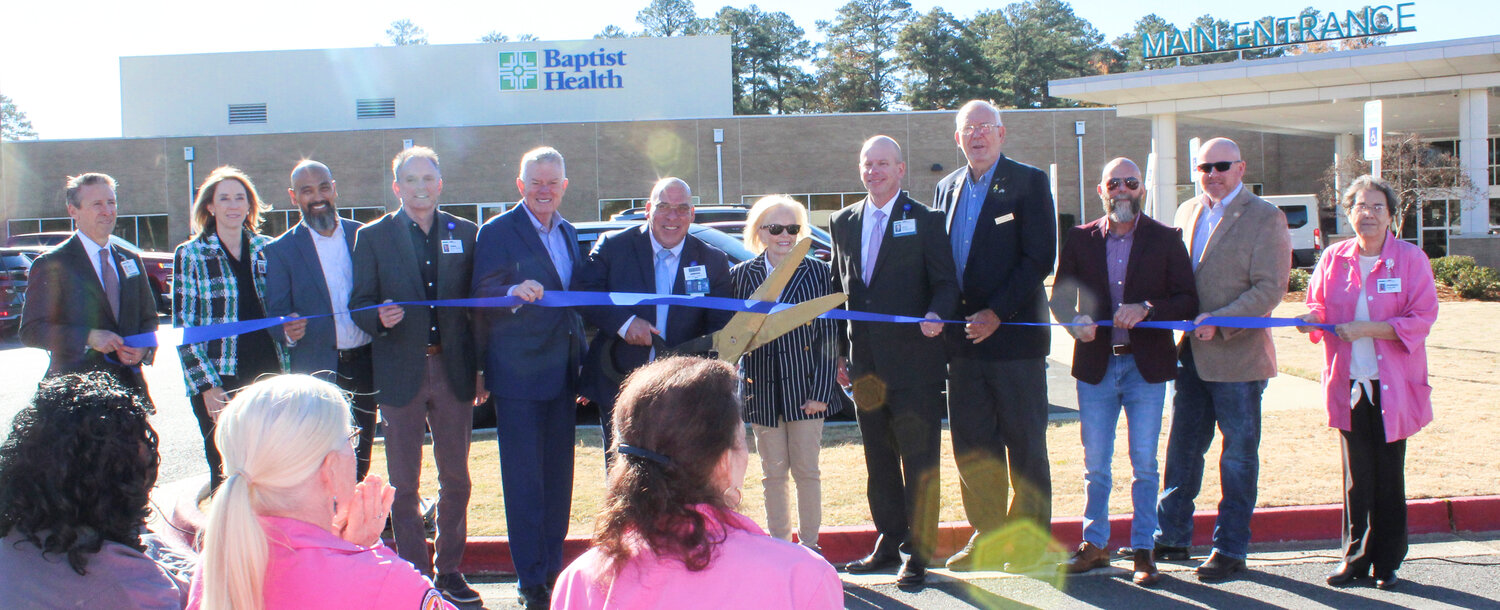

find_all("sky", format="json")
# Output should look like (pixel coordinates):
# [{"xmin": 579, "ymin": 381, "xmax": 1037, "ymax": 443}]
[{"xmin": 0, "ymin": 0, "xmax": 1482, "ymax": 140}]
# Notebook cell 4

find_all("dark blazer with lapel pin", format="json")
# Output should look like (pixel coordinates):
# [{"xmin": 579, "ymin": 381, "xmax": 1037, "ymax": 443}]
[
  {"xmin": 827, "ymin": 191, "xmax": 959, "ymax": 389},
  {"xmin": 470, "ymin": 204, "xmax": 587, "ymax": 401},
  {"xmin": 349, "ymin": 211, "xmax": 479, "ymax": 407},
  {"xmin": 21, "ymin": 234, "xmax": 159, "ymax": 384},
  {"xmin": 575, "ymin": 225, "xmax": 733, "ymax": 410},
  {"xmin": 263, "ymin": 218, "xmax": 364, "ymax": 377},
  {"xmin": 934, "ymin": 154, "xmax": 1056, "ymax": 360},
  {"xmin": 1048, "ymin": 215, "xmax": 1198, "ymax": 385}
]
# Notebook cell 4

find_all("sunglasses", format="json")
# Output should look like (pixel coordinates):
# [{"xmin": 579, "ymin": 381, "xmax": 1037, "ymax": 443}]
[
  {"xmin": 1105, "ymin": 178, "xmax": 1140, "ymax": 190},
  {"xmin": 760, "ymin": 223, "xmax": 801, "ymax": 236},
  {"xmin": 347, "ymin": 426, "xmax": 363, "ymax": 449},
  {"xmin": 1196, "ymin": 160, "xmax": 1240, "ymax": 174}
]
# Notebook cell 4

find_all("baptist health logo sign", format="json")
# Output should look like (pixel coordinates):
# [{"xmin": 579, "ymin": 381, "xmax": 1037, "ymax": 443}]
[
  {"xmin": 498, "ymin": 51, "xmax": 540, "ymax": 91},
  {"xmin": 499, "ymin": 48, "xmax": 628, "ymax": 92}
]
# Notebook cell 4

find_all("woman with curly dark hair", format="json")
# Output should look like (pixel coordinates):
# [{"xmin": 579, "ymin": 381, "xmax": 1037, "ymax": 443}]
[
  {"xmin": 0, "ymin": 372, "xmax": 188, "ymax": 608},
  {"xmin": 552, "ymin": 356, "xmax": 841, "ymax": 609}
]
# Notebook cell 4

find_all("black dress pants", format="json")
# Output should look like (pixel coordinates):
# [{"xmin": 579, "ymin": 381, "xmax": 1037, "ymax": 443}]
[{"xmin": 1341, "ymin": 383, "xmax": 1408, "ymax": 573}]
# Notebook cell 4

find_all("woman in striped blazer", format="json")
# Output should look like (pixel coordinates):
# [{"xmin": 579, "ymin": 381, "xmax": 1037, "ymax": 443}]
[
  {"xmin": 729, "ymin": 195, "xmax": 840, "ymax": 553},
  {"xmin": 172, "ymin": 166, "xmax": 288, "ymax": 492}
]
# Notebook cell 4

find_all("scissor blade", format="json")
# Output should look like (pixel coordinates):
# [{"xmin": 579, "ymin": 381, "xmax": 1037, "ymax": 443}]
[
  {"xmin": 746, "ymin": 237, "xmax": 813, "ymax": 303},
  {"xmin": 747, "ymin": 293, "xmax": 847, "ymax": 352},
  {"xmin": 713, "ymin": 310, "xmax": 765, "ymax": 363}
]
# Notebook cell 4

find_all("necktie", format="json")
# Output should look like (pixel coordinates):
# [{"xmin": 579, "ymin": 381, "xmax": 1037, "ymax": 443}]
[
  {"xmin": 99, "ymin": 247, "xmax": 120, "ymax": 319},
  {"xmin": 654, "ymin": 249, "xmax": 674, "ymax": 343},
  {"xmin": 864, "ymin": 209, "xmax": 885, "ymax": 286}
]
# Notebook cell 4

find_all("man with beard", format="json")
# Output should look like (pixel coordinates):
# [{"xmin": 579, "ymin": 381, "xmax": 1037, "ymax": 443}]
[
  {"xmin": 1048, "ymin": 157, "xmax": 1197, "ymax": 586},
  {"xmin": 263, "ymin": 159, "xmax": 378, "ymax": 480}
]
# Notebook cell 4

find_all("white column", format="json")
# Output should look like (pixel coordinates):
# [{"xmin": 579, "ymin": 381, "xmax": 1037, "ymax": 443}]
[
  {"xmin": 1150, "ymin": 113, "xmax": 1179, "ymax": 225},
  {"xmin": 1333, "ymin": 133, "xmax": 1358, "ymax": 234},
  {"xmin": 1458, "ymin": 89, "xmax": 1490, "ymax": 235}
]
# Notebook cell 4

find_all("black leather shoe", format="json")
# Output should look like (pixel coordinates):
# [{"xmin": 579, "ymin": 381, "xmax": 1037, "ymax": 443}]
[
  {"xmin": 1194, "ymin": 551, "xmax": 1247, "ymax": 581},
  {"xmin": 1374, "ymin": 569, "xmax": 1400, "ymax": 590},
  {"xmin": 896, "ymin": 559, "xmax": 927, "ymax": 587},
  {"xmin": 1154, "ymin": 544, "xmax": 1191, "ymax": 561},
  {"xmin": 517, "ymin": 584, "xmax": 549, "ymax": 609},
  {"xmin": 1326, "ymin": 562, "xmax": 1368, "ymax": 587},
  {"xmin": 434, "ymin": 572, "xmax": 481, "ymax": 604},
  {"xmin": 844, "ymin": 548, "xmax": 902, "ymax": 573}
]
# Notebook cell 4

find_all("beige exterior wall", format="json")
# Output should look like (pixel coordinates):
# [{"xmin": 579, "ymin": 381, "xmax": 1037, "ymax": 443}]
[{"xmin": 0, "ymin": 109, "xmax": 1331, "ymax": 249}]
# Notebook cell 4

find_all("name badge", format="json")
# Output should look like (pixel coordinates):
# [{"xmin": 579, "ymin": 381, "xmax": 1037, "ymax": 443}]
[
  {"xmin": 119, "ymin": 259, "xmax": 141, "ymax": 278},
  {"xmin": 683, "ymin": 264, "xmax": 709, "ymax": 296},
  {"xmin": 994, "ymin": 212, "xmax": 1015, "ymax": 225},
  {"xmin": 255, "ymin": 257, "xmax": 267, "ymax": 275},
  {"xmin": 892, "ymin": 219, "xmax": 917, "ymax": 237},
  {"xmin": 1376, "ymin": 278, "xmax": 1402, "ymax": 294},
  {"xmin": 441, "ymin": 239, "xmax": 464, "ymax": 254}
]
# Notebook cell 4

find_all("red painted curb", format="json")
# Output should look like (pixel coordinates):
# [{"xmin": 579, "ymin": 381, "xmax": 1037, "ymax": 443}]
[{"xmin": 1450, "ymin": 495, "xmax": 1500, "ymax": 532}]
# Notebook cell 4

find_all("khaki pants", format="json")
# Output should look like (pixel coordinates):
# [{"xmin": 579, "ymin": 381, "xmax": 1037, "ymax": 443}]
[{"xmin": 752, "ymin": 418, "xmax": 825, "ymax": 547}]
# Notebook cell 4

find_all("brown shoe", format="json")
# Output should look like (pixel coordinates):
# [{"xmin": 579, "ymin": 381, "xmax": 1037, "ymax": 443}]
[
  {"xmin": 1132, "ymin": 549, "xmax": 1160, "ymax": 586},
  {"xmin": 1064, "ymin": 542, "xmax": 1110, "ymax": 574}
]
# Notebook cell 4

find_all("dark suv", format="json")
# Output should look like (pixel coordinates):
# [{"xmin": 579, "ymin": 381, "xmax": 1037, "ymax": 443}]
[
  {"xmin": 0, "ymin": 248, "xmax": 33, "ymax": 336},
  {"xmin": 6, "ymin": 232, "xmax": 173, "ymax": 314}
]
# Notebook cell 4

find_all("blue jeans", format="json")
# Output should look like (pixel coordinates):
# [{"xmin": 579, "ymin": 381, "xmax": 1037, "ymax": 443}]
[
  {"xmin": 1077, "ymin": 354, "xmax": 1167, "ymax": 549},
  {"xmin": 1155, "ymin": 347, "xmax": 1267, "ymax": 559}
]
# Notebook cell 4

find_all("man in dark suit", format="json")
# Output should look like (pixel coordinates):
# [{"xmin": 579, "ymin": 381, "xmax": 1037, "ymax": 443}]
[
  {"xmin": 576, "ymin": 177, "xmax": 733, "ymax": 451},
  {"xmin": 21, "ymin": 173, "xmax": 157, "ymax": 396},
  {"xmin": 471, "ymin": 146, "xmax": 586, "ymax": 609},
  {"xmin": 349, "ymin": 146, "xmax": 485, "ymax": 605},
  {"xmin": 832, "ymin": 136, "xmax": 958, "ymax": 588},
  {"xmin": 264, "ymin": 160, "xmax": 378, "ymax": 480},
  {"xmin": 934, "ymin": 100, "xmax": 1058, "ymax": 572},
  {"xmin": 1049, "ymin": 157, "xmax": 1197, "ymax": 586}
]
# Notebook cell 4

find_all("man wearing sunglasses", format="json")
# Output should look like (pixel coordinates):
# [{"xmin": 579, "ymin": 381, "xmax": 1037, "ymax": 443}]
[
  {"xmin": 1049, "ymin": 158, "xmax": 1197, "ymax": 586},
  {"xmin": 934, "ymin": 99, "xmax": 1057, "ymax": 573},
  {"xmin": 1154, "ymin": 137, "xmax": 1290, "ymax": 581}
]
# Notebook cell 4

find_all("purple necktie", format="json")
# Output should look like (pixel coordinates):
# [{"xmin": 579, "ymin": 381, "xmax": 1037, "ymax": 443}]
[
  {"xmin": 99, "ymin": 248, "xmax": 120, "ymax": 318},
  {"xmin": 864, "ymin": 209, "xmax": 885, "ymax": 286}
]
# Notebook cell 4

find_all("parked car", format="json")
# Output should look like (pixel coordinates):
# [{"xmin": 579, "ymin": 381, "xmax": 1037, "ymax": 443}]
[
  {"xmin": 609, "ymin": 204, "xmax": 751, "ymax": 224},
  {"xmin": 572, "ymin": 221, "xmax": 755, "ymax": 262},
  {"xmin": 1264, "ymin": 195, "xmax": 1322, "ymax": 268},
  {"xmin": 5, "ymin": 232, "xmax": 173, "ymax": 313},
  {"xmin": 699, "ymin": 220, "xmax": 833, "ymax": 262},
  {"xmin": 0, "ymin": 248, "xmax": 32, "ymax": 336}
]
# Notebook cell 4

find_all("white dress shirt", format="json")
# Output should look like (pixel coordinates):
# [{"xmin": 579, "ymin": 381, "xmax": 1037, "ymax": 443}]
[{"xmin": 309, "ymin": 222, "xmax": 371, "ymax": 349}]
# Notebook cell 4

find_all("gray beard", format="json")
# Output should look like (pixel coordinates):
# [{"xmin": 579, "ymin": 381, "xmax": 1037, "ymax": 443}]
[
  {"xmin": 303, "ymin": 207, "xmax": 337, "ymax": 233},
  {"xmin": 1108, "ymin": 206, "xmax": 1137, "ymax": 224}
]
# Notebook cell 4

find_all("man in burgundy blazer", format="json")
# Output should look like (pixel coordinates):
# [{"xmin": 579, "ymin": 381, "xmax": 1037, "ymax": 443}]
[{"xmin": 1048, "ymin": 157, "xmax": 1197, "ymax": 586}]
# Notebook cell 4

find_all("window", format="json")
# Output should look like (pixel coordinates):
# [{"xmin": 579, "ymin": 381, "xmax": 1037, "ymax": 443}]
[
  {"xmin": 228, "ymin": 103, "xmax": 267, "ymax": 124},
  {"xmin": 7, "ymin": 215, "xmax": 168, "ymax": 251},
  {"xmin": 740, "ymin": 192, "xmax": 863, "ymax": 229},
  {"xmin": 439, "ymin": 202, "xmax": 514, "ymax": 225},
  {"xmin": 1278, "ymin": 205, "xmax": 1309, "ymax": 229},
  {"xmin": 356, "ymin": 98, "xmax": 396, "ymax": 120},
  {"xmin": 260, "ymin": 205, "xmax": 388, "ymax": 238},
  {"xmin": 598, "ymin": 197, "xmax": 700, "ymax": 221}
]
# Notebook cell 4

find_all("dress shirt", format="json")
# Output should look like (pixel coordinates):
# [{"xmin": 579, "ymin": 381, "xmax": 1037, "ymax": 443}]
[
  {"xmin": 309, "ymin": 222, "xmax": 371, "ymax": 349},
  {"xmin": 617, "ymin": 232, "xmax": 684, "ymax": 339},
  {"xmin": 77, "ymin": 231, "xmax": 113, "ymax": 288},
  {"xmin": 1190, "ymin": 182, "xmax": 1244, "ymax": 269},
  {"xmin": 522, "ymin": 203, "xmax": 574, "ymax": 289},
  {"xmin": 1104, "ymin": 221, "xmax": 1136, "ymax": 345},
  {"xmin": 861, "ymin": 192, "xmax": 899, "ymax": 278},
  {"xmin": 399, "ymin": 212, "xmax": 443, "ymax": 346},
  {"xmin": 950, "ymin": 161, "xmax": 998, "ymax": 285}
]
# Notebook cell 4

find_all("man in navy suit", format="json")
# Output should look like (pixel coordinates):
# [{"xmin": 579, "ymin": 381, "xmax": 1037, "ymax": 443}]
[
  {"xmin": 831, "ymin": 136, "xmax": 958, "ymax": 588},
  {"xmin": 471, "ymin": 147, "xmax": 586, "ymax": 609},
  {"xmin": 934, "ymin": 100, "xmax": 1058, "ymax": 573},
  {"xmin": 21, "ymin": 173, "xmax": 158, "ymax": 397},
  {"xmin": 576, "ymin": 177, "xmax": 733, "ymax": 452},
  {"xmin": 263, "ymin": 160, "xmax": 378, "ymax": 479}
]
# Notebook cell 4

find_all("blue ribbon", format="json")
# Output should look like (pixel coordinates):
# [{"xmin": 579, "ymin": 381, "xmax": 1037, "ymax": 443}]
[{"xmin": 126, "ymin": 291, "xmax": 1332, "ymax": 348}]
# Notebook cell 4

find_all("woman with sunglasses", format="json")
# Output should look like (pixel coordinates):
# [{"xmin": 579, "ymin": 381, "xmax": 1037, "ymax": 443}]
[
  {"xmin": 727, "ymin": 195, "xmax": 840, "ymax": 553},
  {"xmin": 188, "ymin": 375, "xmax": 455, "ymax": 610}
]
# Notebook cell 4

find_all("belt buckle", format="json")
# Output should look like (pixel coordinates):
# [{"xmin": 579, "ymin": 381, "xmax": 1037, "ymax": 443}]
[{"xmin": 1112, "ymin": 344, "xmax": 1130, "ymax": 356}]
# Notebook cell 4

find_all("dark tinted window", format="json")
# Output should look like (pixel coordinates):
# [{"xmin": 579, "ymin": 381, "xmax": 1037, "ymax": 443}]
[{"xmin": 1279, "ymin": 205, "xmax": 1309, "ymax": 229}]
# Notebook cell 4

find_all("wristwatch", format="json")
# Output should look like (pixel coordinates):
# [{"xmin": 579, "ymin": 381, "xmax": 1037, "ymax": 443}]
[{"xmin": 1140, "ymin": 301, "xmax": 1155, "ymax": 320}]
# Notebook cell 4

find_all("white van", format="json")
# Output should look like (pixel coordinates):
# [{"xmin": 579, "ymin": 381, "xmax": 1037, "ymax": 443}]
[{"xmin": 1263, "ymin": 194, "xmax": 1321, "ymax": 268}]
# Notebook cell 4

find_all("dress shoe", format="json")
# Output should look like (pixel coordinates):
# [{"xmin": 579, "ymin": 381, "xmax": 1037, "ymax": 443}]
[
  {"xmin": 1325, "ymin": 562, "xmax": 1368, "ymax": 587},
  {"xmin": 1132, "ymin": 549, "xmax": 1160, "ymax": 587},
  {"xmin": 517, "ymin": 584, "xmax": 549, "ymax": 609},
  {"xmin": 1153, "ymin": 544, "xmax": 1191, "ymax": 561},
  {"xmin": 945, "ymin": 538, "xmax": 1004, "ymax": 571},
  {"xmin": 434, "ymin": 572, "xmax": 481, "ymax": 604},
  {"xmin": 896, "ymin": 559, "xmax": 927, "ymax": 587},
  {"xmin": 1374, "ymin": 569, "xmax": 1400, "ymax": 590},
  {"xmin": 844, "ymin": 548, "xmax": 902, "ymax": 573},
  {"xmin": 1064, "ymin": 542, "xmax": 1111, "ymax": 574},
  {"xmin": 1194, "ymin": 551, "xmax": 1247, "ymax": 582}
]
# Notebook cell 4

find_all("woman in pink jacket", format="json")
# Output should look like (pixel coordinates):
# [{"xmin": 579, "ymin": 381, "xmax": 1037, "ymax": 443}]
[
  {"xmin": 552, "ymin": 356, "xmax": 842, "ymax": 610},
  {"xmin": 1297, "ymin": 175, "xmax": 1439, "ymax": 592}
]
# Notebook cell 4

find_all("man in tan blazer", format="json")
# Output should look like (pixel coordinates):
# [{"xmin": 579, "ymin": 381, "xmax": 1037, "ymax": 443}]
[{"xmin": 1153, "ymin": 137, "xmax": 1291, "ymax": 581}]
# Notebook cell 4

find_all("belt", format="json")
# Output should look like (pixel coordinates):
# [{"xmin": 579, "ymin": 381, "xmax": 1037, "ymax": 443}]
[
  {"xmin": 425, "ymin": 344, "xmax": 442, "ymax": 356},
  {"xmin": 338, "ymin": 344, "xmax": 371, "ymax": 363},
  {"xmin": 1112, "ymin": 344, "xmax": 1132, "ymax": 355}
]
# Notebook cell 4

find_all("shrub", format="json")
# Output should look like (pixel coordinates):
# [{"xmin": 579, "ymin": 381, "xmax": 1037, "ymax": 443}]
[
  {"xmin": 1451, "ymin": 265, "xmax": 1500, "ymax": 300},
  {"xmin": 1287, "ymin": 268, "xmax": 1310, "ymax": 292},
  {"xmin": 1431, "ymin": 255, "xmax": 1478, "ymax": 287}
]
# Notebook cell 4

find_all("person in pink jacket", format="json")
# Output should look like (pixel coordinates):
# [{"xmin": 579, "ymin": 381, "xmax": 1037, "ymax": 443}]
[
  {"xmin": 1297, "ymin": 175, "xmax": 1439, "ymax": 592},
  {"xmin": 186, "ymin": 375, "xmax": 455, "ymax": 610},
  {"xmin": 552, "ymin": 356, "xmax": 843, "ymax": 610}
]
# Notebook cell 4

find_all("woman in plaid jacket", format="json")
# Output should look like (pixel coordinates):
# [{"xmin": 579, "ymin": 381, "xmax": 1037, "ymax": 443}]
[{"xmin": 172, "ymin": 166, "xmax": 288, "ymax": 491}]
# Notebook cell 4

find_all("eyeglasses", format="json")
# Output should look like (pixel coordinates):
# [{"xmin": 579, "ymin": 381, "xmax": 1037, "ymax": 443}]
[
  {"xmin": 1349, "ymin": 203, "xmax": 1388, "ymax": 214},
  {"xmin": 1105, "ymin": 178, "xmax": 1140, "ymax": 191},
  {"xmin": 960, "ymin": 122, "xmax": 998, "ymax": 136},
  {"xmin": 760, "ymin": 223, "xmax": 801, "ymax": 236},
  {"xmin": 1196, "ymin": 160, "xmax": 1241, "ymax": 174},
  {"xmin": 653, "ymin": 203, "xmax": 693, "ymax": 217},
  {"xmin": 347, "ymin": 426, "xmax": 363, "ymax": 450}
]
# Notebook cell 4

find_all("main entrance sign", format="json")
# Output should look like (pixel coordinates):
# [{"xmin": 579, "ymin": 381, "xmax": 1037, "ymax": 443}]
[{"xmin": 1141, "ymin": 3, "xmax": 1416, "ymax": 59}]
